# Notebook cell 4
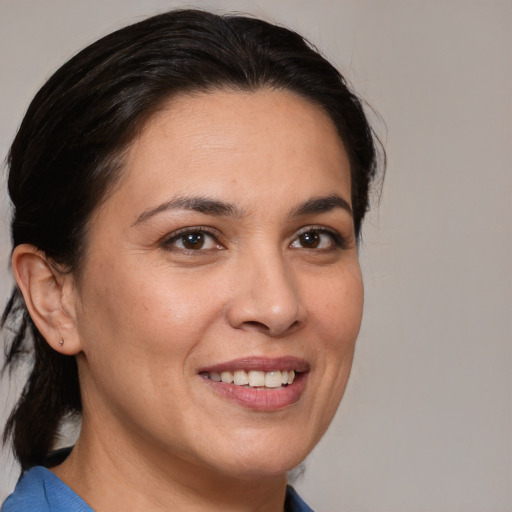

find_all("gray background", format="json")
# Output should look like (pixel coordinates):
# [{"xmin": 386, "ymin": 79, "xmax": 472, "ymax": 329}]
[{"xmin": 1, "ymin": 1, "xmax": 511, "ymax": 510}]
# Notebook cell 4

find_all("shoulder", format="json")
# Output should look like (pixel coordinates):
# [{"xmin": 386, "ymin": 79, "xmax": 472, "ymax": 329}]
[
  {"xmin": 1, "ymin": 466, "xmax": 92, "ymax": 512},
  {"xmin": 2, "ymin": 467, "xmax": 52, "ymax": 512},
  {"xmin": 285, "ymin": 485, "xmax": 315, "ymax": 512},
  {"xmin": 2, "ymin": 468, "xmax": 312, "ymax": 512}
]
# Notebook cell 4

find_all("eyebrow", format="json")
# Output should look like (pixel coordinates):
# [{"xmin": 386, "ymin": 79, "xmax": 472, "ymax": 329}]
[
  {"xmin": 289, "ymin": 194, "xmax": 353, "ymax": 217},
  {"xmin": 132, "ymin": 196, "xmax": 240, "ymax": 226},
  {"xmin": 132, "ymin": 193, "xmax": 352, "ymax": 226}
]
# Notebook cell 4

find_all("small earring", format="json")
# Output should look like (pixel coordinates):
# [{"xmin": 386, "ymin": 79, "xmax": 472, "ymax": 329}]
[{"xmin": 58, "ymin": 339, "xmax": 64, "ymax": 347}]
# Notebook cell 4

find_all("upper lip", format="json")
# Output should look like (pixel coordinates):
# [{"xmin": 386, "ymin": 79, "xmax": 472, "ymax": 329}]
[{"xmin": 198, "ymin": 356, "xmax": 310, "ymax": 374}]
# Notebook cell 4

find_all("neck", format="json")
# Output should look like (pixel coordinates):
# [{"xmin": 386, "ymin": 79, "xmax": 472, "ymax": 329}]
[{"xmin": 52, "ymin": 420, "xmax": 288, "ymax": 512}]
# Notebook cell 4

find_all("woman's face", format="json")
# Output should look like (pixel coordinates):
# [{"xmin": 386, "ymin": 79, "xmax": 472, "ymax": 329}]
[{"xmin": 71, "ymin": 89, "xmax": 363, "ymax": 479}]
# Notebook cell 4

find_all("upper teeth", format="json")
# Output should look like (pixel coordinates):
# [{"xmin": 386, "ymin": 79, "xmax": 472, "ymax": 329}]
[{"xmin": 207, "ymin": 370, "xmax": 295, "ymax": 388}]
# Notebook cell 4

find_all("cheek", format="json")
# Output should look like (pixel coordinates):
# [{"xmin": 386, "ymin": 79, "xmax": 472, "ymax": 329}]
[
  {"xmin": 76, "ymin": 255, "xmax": 224, "ymax": 369},
  {"xmin": 309, "ymin": 264, "xmax": 363, "ymax": 407},
  {"xmin": 310, "ymin": 264, "xmax": 364, "ymax": 349},
  {"xmin": 74, "ymin": 262, "xmax": 211, "ymax": 420},
  {"xmin": 295, "ymin": 267, "xmax": 363, "ymax": 451}
]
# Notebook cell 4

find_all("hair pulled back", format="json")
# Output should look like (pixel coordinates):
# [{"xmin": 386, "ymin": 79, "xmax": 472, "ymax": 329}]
[{"xmin": 2, "ymin": 9, "xmax": 382, "ymax": 470}]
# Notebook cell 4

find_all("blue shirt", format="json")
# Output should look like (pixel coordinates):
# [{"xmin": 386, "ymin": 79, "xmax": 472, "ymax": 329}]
[{"xmin": 2, "ymin": 466, "xmax": 314, "ymax": 511}]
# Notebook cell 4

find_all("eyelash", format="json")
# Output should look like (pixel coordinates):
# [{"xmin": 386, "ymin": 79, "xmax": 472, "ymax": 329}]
[
  {"xmin": 161, "ymin": 226, "xmax": 223, "ymax": 252},
  {"xmin": 291, "ymin": 226, "xmax": 347, "ymax": 251},
  {"xmin": 161, "ymin": 226, "xmax": 347, "ymax": 253}
]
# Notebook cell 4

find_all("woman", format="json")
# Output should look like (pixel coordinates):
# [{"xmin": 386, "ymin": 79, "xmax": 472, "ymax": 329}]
[{"xmin": 1, "ymin": 9, "xmax": 381, "ymax": 511}]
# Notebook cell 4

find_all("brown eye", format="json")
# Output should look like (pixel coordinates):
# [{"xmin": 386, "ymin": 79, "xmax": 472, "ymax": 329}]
[
  {"xmin": 164, "ymin": 229, "xmax": 222, "ymax": 251},
  {"xmin": 290, "ymin": 228, "xmax": 342, "ymax": 250},
  {"xmin": 298, "ymin": 231, "xmax": 320, "ymax": 248},
  {"xmin": 182, "ymin": 232, "xmax": 205, "ymax": 250}
]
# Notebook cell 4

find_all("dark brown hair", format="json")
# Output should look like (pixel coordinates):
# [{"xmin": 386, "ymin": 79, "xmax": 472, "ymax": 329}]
[{"xmin": 2, "ymin": 8, "xmax": 383, "ymax": 470}]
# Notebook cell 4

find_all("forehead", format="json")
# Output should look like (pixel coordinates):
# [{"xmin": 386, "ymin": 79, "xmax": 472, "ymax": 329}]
[{"xmin": 103, "ymin": 89, "xmax": 352, "ymax": 220}]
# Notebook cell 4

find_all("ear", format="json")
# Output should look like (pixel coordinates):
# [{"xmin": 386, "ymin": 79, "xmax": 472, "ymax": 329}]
[{"xmin": 11, "ymin": 244, "xmax": 83, "ymax": 355}]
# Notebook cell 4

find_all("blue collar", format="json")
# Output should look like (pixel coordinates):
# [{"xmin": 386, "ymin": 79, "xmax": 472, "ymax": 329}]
[{"xmin": 3, "ymin": 466, "xmax": 314, "ymax": 511}]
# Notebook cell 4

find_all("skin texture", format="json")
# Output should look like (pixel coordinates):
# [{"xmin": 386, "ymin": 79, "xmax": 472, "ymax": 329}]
[{"xmin": 13, "ymin": 89, "xmax": 364, "ymax": 511}]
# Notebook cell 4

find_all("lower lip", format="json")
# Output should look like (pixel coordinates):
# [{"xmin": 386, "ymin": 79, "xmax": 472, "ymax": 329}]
[{"xmin": 201, "ymin": 373, "xmax": 308, "ymax": 411}]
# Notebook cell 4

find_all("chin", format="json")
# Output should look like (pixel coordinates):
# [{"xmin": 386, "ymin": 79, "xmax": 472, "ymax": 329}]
[{"xmin": 207, "ymin": 431, "xmax": 315, "ymax": 480}]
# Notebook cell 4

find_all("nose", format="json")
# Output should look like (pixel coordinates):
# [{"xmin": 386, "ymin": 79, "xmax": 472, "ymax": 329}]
[{"xmin": 226, "ymin": 250, "xmax": 306, "ymax": 337}]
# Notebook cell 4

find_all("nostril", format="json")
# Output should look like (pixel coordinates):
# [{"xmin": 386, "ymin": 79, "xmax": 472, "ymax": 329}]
[
  {"xmin": 240, "ymin": 319, "xmax": 302, "ymax": 336},
  {"xmin": 243, "ymin": 320, "xmax": 270, "ymax": 331}
]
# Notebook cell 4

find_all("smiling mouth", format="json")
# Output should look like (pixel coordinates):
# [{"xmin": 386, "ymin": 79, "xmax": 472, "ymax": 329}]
[
  {"xmin": 202, "ymin": 369, "xmax": 296, "ymax": 389},
  {"xmin": 199, "ymin": 357, "xmax": 309, "ymax": 410}
]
